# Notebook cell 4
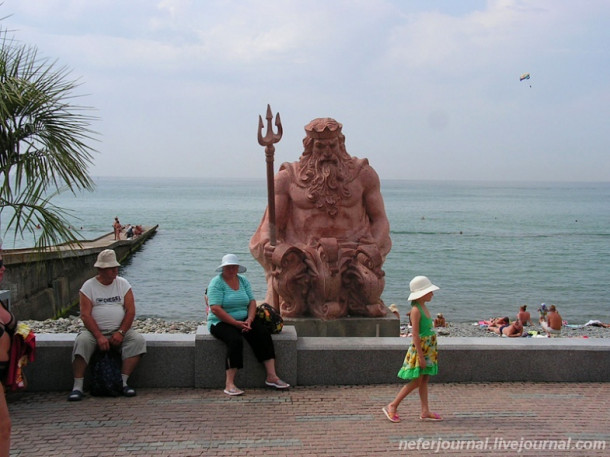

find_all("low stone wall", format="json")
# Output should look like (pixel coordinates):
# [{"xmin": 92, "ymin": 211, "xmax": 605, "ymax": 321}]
[{"xmin": 22, "ymin": 326, "xmax": 610, "ymax": 392}]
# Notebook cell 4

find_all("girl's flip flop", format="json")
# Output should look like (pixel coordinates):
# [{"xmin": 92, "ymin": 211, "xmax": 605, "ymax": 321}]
[
  {"xmin": 420, "ymin": 412, "xmax": 443, "ymax": 421},
  {"xmin": 382, "ymin": 406, "xmax": 401, "ymax": 423}
]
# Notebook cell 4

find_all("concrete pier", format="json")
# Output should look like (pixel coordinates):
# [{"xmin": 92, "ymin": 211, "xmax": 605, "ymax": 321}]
[{"xmin": 2, "ymin": 225, "xmax": 158, "ymax": 320}]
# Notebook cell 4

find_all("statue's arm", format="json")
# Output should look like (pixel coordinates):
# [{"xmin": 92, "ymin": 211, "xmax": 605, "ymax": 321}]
[
  {"xmin": 251, "ymin": 169, "xmax": 291, "ymax": 265},
  {"xmin": 362, "ymin": 166, "xmax": 392, "ymax": 257}
]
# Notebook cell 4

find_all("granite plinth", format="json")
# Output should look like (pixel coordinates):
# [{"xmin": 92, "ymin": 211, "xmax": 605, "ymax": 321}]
[{"xmin": 282, "ymin": 315, "xmax": 400, "ymax": 337}]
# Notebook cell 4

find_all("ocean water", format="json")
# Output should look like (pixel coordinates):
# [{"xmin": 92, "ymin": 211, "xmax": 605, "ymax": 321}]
[{"xmin": 7, "ymin": 177, "xmax": 610, "ymax": 324}]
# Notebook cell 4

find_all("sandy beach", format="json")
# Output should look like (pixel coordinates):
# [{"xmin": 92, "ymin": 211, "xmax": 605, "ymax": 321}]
[{"xmin": 20, "ymin": 316, "xmax": 610, "ymax": 338}]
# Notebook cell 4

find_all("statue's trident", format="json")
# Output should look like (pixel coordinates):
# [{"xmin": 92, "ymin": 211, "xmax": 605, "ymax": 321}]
[{"xmin": 258, "ymin": 104, "xmax": 283, "ymax": 247}]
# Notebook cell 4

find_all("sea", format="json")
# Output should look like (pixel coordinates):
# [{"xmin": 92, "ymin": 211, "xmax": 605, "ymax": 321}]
[{"xmin": 5, "ymin": 177, "xmax": 610, "ymax": 324}]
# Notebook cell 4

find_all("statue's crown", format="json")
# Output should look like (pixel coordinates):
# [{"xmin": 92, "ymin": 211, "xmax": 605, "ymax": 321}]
[{"xmin": 304, "ymin": 118, "xmax": 342, "ymax": 139}]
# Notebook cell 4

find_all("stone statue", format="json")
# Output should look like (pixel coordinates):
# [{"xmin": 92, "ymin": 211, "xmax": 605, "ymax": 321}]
[{"xmin": 250, "ymin": 117, "xmax": 392, "ymax": 319}]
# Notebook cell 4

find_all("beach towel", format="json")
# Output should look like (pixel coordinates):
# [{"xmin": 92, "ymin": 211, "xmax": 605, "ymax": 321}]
[{"xmin": 6, "ymin": 323, "xmax": 36, "ymax": 391}]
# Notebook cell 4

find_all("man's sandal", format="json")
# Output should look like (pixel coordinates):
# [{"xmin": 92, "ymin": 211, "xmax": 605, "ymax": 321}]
[
  {"xmin": 67, "ymin": 390, "xmax": 84, "ymax": 402},
  {"xmin": 123, "ymin": 386, "xmax": 137, "ymax": 397}
]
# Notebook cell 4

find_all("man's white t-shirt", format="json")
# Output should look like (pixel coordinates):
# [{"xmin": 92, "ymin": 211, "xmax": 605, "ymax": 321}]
[{"xmin": 80, "ymin": 276, "xmax": 132, "ymax": 332}]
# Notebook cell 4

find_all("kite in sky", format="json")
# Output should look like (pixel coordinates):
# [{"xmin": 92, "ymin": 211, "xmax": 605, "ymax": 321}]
[{"xmin": 520, "ymin": 73, "xmax": 532, "ymax": 87}]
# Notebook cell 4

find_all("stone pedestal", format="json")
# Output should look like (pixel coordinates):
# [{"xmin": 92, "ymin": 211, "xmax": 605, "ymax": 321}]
[{"xmin": 283, "ymin": 315, "xmax": 400, "ymax": 337}]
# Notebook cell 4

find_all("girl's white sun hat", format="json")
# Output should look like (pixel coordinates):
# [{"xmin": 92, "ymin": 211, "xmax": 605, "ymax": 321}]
[{"xmin": 408, "ymin": 276, "xmax": 439, "ymax": 301}]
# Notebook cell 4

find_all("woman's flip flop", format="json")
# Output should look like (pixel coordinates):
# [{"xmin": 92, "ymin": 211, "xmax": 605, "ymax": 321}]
[{"xmin": 382, "ymin": 406, "xmax": 401, "ymax": 423}]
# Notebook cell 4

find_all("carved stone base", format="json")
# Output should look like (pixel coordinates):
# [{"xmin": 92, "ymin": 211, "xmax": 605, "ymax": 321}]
[{"xmin": 283, "ymin": 315, "xmax": 400, "ymax": 337}]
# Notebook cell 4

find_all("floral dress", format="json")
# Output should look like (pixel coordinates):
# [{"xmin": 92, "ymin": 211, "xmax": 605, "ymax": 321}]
[{"xmin": 397, "ymin": 303, "xmax": 438, "ymax": 380}]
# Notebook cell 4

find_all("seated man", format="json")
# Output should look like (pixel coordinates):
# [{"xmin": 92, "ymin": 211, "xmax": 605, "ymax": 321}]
[
  {"xmin": 68, "ymin": 249, "xmax": 146, "ymax": 401},
  {"xmin": 489, "ymin": 319, "xmax": 523, "ymax": 337},
  {"xmin": 541, "ymin": 305, "xmax": 562, "ymax": 336}
]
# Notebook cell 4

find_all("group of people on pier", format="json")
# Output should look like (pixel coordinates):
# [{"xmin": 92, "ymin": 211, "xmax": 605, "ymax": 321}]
[{"xmin": 113, "ymin": 217, "xmax": 143, "ymax": 240}]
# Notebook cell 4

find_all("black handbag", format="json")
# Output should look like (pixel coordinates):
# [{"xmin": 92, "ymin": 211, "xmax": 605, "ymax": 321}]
[{"xmin": 90, "ymin": 350, "xmax": 123, "ymax": 397}]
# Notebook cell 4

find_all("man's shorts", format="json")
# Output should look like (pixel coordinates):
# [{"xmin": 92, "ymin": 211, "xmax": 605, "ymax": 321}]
[
  {"xmin": 541, "ymin": 322, "xmax": 561, "ymax": 335},
  {"xmin": 72, "ymin": 329, "xmax": 147, "ymax": 364}
]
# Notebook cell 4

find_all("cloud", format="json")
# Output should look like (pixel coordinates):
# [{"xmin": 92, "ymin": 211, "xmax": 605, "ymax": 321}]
[{"xmin": 3, "ymin": 0, "xmax": 610, "ymax": 181}]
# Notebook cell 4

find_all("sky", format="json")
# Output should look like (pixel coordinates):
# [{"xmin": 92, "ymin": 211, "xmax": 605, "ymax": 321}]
[{"xmin": 2, "ymin": 0, "xmax": 610, "ymax": 182}]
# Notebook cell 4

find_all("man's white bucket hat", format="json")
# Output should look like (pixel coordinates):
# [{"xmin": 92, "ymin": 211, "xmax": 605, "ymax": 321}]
[
  {"xmin": 215, "ymin": 254, "xmax": 247, "ymax": 273},
  {"xmin": 408, "ymin": 275, "xmax": 439, "ymax": 301},
  {"xmin": 94, "ymin": 249, "xmax": 121, "ymax": 268}
]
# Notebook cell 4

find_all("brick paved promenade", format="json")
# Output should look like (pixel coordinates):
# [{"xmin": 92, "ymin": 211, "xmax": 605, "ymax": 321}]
[{"xmin": 6, "ymin": 383, "xmax": 609, "ymax": 456}]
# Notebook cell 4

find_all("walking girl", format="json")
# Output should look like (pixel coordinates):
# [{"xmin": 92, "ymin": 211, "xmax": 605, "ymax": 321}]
[{"xmin": 383, "ymin": 276, "xmax": 443, "ymax": 422}]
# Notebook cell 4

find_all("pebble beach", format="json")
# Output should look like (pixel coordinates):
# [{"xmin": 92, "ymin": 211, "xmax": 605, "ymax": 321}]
[{"xmin": 20, "ymin": 316, "xmax": 610, "ymax": 338}]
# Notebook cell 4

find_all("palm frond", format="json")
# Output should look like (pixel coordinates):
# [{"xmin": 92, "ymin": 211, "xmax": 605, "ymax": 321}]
[{"xmin": 0, "ymin": 23, "xmax": 97, "ymax": 250}]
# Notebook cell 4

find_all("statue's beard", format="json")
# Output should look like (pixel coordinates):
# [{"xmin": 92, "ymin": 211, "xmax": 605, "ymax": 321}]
[{"xmin": 297, "ymin": 154, "xmax": 352, "ymax": 217}]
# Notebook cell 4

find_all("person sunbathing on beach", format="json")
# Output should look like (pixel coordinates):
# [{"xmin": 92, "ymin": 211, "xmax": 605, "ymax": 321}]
[
  {"xmin": 489, "ymin": 319, "xmax": 523, "ymax": 337},
  {"xmin": 486, "ymin": 317, "xmax": 509, "ymax": 329},
  {"xmin": 388, "ymin": 304, "xmax": 400, "ymax": 320},
  {"xmin": 538, "ymin": 303, "xmax": 548, "ymax": 323},
  {"xmin": 517, "ymin": 305, "xmax": 533, "ymax": 326},
  {"xmin": 433, "ymin": 313, "xmax": 446, "ymax": 328},
  {"xmin": 541, "ymin": 305, "xmax": 562, "ymax": 336},
  {"xmin": 581, "ymin": 320, "xmax": 610, "ymax": 328}
]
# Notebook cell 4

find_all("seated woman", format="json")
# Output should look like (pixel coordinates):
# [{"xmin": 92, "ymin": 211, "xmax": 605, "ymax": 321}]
[
  {"xmin": 489, "ymin": 319, "xmax": 523, "ymax": 337},
  {"xmin": 207, "ymin": 254, "xmax": 289, "ymax": 396}
]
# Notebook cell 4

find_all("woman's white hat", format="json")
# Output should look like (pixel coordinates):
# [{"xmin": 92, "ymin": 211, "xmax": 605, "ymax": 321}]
[
  {"xmin": 94, "ymin": 249, "xmax": 121, "ymax": 268},
  {"xmin": 408, "ymin": 275, "xmax": 439, "ymax": 301},
  {"xmin": 215, "ymin": 254, "xmax": 247, "ymax": 273}
]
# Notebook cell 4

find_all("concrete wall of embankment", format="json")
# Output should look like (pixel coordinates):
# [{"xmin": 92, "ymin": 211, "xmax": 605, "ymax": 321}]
[
  {"xmin": 2, "ymin": 226, "xmax": 158, "ymax": 320},
  {"xmin": 23, "ymin": 327, "xmax": 610, "ymax": 392}
]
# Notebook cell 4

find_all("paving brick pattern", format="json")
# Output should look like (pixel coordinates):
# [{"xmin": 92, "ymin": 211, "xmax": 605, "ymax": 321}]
[{"xmin": 7, "ymin": 383, "xmax": 609, "ymax": 456}]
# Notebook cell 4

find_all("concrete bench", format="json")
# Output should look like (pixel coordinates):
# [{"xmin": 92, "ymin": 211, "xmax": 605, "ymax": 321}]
[
  {"xmin": 296, "ymin": 336, "xmax": 610, "ymax": 385},
  {"xmin": 26, "ymin": 333, "xmax": 197, "ymax": 391},
  {"xmin": 194, "ymin": 325, "xmax": 297, "ymax": 388},
  {"xmin": 22, "ymin": 330, "xmax": 610, "ymax": 392},
  {"xmin": 23, "ymin": 326, "xmax": 298, "ymax": 392},
  {"xmin": 435, "ymin": 337, "xmax": 610, "ymax": 383}
]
